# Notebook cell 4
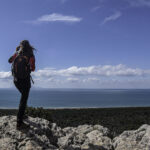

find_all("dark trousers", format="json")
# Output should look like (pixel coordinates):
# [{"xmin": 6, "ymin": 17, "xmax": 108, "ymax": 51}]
[{"xmin": 14, "ymin": 77, "xmax": 31, "ymax": 124}]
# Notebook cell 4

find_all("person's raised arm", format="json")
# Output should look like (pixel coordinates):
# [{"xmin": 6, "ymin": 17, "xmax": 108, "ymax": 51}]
[
  {"xmin": 8, "ymin": 46, "xmax": 20, "ymax": 63},
  {"xmin": 8, "ymin": 52, "xmax": 17, "ymax": 63}
]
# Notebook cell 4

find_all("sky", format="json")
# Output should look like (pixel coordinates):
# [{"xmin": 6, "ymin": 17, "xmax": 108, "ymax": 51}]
[{"xmin": 1, "ymin": 0, "xmax": 150, "ymax": 89}]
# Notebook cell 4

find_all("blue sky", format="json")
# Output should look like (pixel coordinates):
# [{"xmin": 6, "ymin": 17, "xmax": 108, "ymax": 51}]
[{"xmin": 1, "ymin": 0, "xmax": 150, "ymax": 88}]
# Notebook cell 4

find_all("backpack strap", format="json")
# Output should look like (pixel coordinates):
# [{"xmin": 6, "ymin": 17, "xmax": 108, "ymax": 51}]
[{"xmin": 30, "ymin": 75, "xmax": 34, "ymax": 84}]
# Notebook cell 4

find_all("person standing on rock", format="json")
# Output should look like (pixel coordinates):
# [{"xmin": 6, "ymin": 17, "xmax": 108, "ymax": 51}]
[{"xmin": 8, "ymin": 40, "xmax": 35, "ymax": 129}]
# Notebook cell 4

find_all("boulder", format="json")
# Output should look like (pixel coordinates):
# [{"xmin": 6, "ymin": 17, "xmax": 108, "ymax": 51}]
[
  {"xmin": 0, "ymin": 115, "xmax": 59, "ymax": 150},
  {"xmin": 58, "ymin": 124, "xmax": 112, "ymax": 150},
  {"xmin": 113, "ymin": 124, "xmax": 150, "ymax": 150}
]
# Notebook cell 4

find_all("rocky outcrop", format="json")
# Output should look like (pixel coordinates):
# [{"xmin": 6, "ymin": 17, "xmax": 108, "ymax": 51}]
[
  {"xmin": 0, "ymin": 115, "xmax": 150, "ymax": 150},
  {"xmin": 58, "ymin": 124, "xmax": 112, "ymax": 150},
  {"xmin": 0, "ymin": 116, "xmax": 59, "ymax": 150},
  {"xmin": 0, "ymin": 116, "xmax": 112, "ymax": 150},
  {"xmin": 113, "ymin": 124, "xmax": 150, "ymax": 150}
]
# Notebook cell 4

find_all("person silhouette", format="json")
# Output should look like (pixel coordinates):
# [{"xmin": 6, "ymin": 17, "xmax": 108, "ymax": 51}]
[{"xmin": 8, "ymin": 40, "xmax": 35, "ymax": 129}]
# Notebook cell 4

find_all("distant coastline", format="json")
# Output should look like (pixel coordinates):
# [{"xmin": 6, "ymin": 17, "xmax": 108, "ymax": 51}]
[{"xmin": 1, "ymin": 106, "xmax": 150, "ymax": 109}]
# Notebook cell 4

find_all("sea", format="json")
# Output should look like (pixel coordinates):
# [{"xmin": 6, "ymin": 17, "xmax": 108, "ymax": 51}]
[{"xmin": 0, "ymin": 89, "xmax": 150, "ymax": 109}]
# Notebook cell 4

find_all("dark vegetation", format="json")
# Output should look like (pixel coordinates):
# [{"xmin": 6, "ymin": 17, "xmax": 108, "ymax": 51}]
[{"xmin": 0, "ymin": 107, "xmax": 150, "ymax": 138}]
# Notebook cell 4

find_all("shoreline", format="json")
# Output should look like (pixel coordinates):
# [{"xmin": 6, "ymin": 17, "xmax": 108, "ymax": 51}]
[{"xmin": 0, "ymin": 106, "xmax": 150, "ymax": 110}]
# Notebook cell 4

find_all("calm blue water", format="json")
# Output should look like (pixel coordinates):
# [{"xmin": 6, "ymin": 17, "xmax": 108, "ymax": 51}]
[{"xmin": 0, "ymin": 89, "xmax": 150, "ymax": 108}]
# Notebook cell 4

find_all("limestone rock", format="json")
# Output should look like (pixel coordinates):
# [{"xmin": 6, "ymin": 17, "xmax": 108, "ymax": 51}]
[
  {"xmin": 0, "ymin": 115, "xmax": 59, "ymax": 150},
  {"xmin": 58, "ymin": 124, "xmax": 112, "ymax": 150},
  {"xmin": 1, "ymin": 115, "xmax": 150, "ymax": 150},
  {"xmin": 113, "ymin": 124, "xmax": 150, "ymax": 150}
]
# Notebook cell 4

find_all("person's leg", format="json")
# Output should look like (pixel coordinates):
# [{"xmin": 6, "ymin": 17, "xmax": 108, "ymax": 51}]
[
  {"xmin": 14, "ymin": 77, "xmax": 31, "ymax": 125},
  {"xmin": 17, "ymin": 87, "xmax": 30, "ymax": 124},
  {"xmin": 14, "ymin": 80, "xmax": 22, "ymax": 94}
]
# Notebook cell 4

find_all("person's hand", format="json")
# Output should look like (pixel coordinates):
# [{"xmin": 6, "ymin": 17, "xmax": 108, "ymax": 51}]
[
  {"xmin": 8, "ymin": 56, "xmax": 13, "ymax": 63},
  {"xmin": 16, "ymin": 46, "xmax": 20, "ymax": 51}
]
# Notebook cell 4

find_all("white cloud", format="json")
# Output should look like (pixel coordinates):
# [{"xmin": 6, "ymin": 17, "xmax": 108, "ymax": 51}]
[
  {"xmin": 60, "ymin": 0, "xmax": 67, "ymax": 3},
  {"xmin": 101, "ymin": 11, "xmax": 122, "ymax": 25},
  {"xmin": 91, "ymin": 6, "xmax": 101, "ymax": 12},
  {"xmin": 27, "ymin": 13, "xmax": 82, "ymax": 24},
  {"xmin": 26, "ymin": 64, "xmax": 150, "ymax": 88},
  {"xmin": 0, "ymin": 71, "xmax": 11, "ymax": 79},
  {"xmin": 33, "ymin": 64, "xmax": 150, "ymax": 77},
  {"xmin": 67, "ymin": 77, "xmax": 79, "ymax": 83},
  {"xmin": 2, "ymin": 64, "xmax": 150, "ymax": 88},
  {"xmin": 127, "ymin": 0, "xmax": 150, "ymax": 7}
]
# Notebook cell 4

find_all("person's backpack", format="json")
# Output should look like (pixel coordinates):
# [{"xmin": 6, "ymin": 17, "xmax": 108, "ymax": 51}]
[{"xmin": 11, "ymin": 53, "xmax": 31, "ymax": 79}]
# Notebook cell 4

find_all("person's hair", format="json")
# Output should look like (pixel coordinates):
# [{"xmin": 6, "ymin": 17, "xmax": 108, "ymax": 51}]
[{"xmin": 16, "ymin": 40, "xmax": 35, "ymax": 55}]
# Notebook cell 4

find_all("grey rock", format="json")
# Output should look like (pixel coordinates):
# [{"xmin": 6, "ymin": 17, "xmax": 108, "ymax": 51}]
[
  {"xmin": 0, "ymin": 116, "xmax": 112, "ymax": 150},
  {"xmin": 2, "ymin": 115, "xmax": 150, "ymax": 150},
  {"xmin": 58, "ymin": 124, "xmax": 112, "ymax": 150},
  {"xmin": 0, "ymin": 115, "xmax": 59, "ymax": 150},
  {"xmin": 113, "ymin": 124, "xmax": 150, "ymax": 150}
]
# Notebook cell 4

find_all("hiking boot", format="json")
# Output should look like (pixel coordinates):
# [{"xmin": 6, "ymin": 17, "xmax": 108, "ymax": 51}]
[{"xmin": 16, "ymin": 122, "xmax": 30, "ymax": 130}]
